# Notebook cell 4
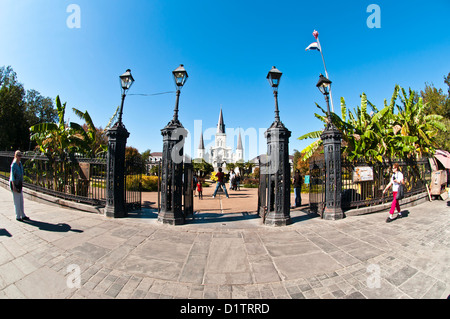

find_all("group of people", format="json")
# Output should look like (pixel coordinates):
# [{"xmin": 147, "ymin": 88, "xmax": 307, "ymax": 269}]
[
  {"xmin": 193, "ymin": 168, "xmax": 242, "ymax": 200},
  {"xmin": 228, "ymin": 171, "xmax": 241, "ymax": 191},
  {"xmin": 8, "ymin": 149, "xmax": 405, "ymax": 224}
]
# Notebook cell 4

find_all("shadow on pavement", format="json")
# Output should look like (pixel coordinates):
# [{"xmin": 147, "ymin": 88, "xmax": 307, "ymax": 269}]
[
  {"xmin": 189, "ymin": 211, "xmax": 260, "ymax": 224},
  {"xmin": 0, "ymin": 228, "xmax": 12, "ymax": 237},
  {"xmin": 24, "ymin": 219, "xmax": 83, "ymax": 233},
  {"xmin": 127, "ymin": 208, "xmax": 158, "ymax": 219},
  {"xmin": 290, "ymin": 212, "xmax": 320, "ymax": 224}
]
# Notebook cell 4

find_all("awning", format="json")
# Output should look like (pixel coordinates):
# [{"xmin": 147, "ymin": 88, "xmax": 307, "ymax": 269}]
[{"xmin": 434, "ymin": 150, "xmax": 450, "ymax": 169}]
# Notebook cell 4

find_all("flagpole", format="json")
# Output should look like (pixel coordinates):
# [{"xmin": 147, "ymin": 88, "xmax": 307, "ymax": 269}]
[{"xmin": 316, "ymin": 37, "xmax": 335, "ymax": 113}]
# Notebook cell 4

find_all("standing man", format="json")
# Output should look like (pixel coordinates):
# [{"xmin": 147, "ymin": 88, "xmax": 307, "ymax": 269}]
[
  {"xmin": 293, "ymin": 169, "xmax": 303, "ymax": 207},
  {"xmin": 212, "ymin": 167, "xmax": 229, "ymax": 198}
]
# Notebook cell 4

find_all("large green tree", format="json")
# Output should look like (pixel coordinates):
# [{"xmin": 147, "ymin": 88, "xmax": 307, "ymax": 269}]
[
  {"xmin": 420, "ymin": 72, "xmax": 450, "ymax": 151},
  {"xmin": 0, "ymin": 66, "xmax": 57, "ymax": 151},
  {"xmin": 0, "ymin": 66, "xmax": 28, "ymax": 150}
]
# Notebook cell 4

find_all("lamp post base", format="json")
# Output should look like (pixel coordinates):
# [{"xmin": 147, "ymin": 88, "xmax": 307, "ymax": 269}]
[
  {"xmin": 158, "ymin": 211, "xmax": 185, "ymax": 225},
  {"xmin": 264, "ymin": 212, "xmax": 291, "ymax": 227},
  {"xmin": 322, "ymin": 207, "xmax": 344, "ymax": 220}
]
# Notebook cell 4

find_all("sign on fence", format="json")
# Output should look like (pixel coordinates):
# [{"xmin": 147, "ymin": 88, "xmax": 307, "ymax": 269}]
[
  {"xmin": 304, "ymin": 175, "xmax": 310, "ymax": 185},
  {"xmin": 352, "ymin": 166, "xmax": 374, "ymax": 182}
]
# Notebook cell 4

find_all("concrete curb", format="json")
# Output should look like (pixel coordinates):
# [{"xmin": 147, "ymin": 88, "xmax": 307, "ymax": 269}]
[
  {"xmin": 344, "ymin": 192, "xmax": 429, "ymax": 216},
  {"xmin": 0, "ymin": 178, "xmax": 104, "ymax": 215}
]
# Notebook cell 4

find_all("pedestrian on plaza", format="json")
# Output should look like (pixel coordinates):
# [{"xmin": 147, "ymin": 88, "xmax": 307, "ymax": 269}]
[
  {"xmin": 212, "ymin": 167, "xmax": 229, "ymax": 198},
  {"xmin": 293, "ymin": 169, "xmax": 303, "ymax": 207},
  {"xmin": 10, "ymin": 150, "xmax": 29, "ymax": 222},
  {"xmin": 193, "ymin": 174, "xmax": 198, "ymax": 197},
  {"xmin": 235, "ymin": 172, "xmax": 240, "ymax": 191},
  {"xmin": 229, "ymin": 171, "xmax": 235, "ymax": 190},
  {"xmin": 197, "ymin": 178, "xmax": 203, "ymax": 200},
  {"xmin": 383, "ymin": 163, "xmax": 404, "ymax": 223}
]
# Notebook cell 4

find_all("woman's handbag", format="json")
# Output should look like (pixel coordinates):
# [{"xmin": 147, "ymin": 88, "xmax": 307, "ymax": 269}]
[
  {"xmin": 396, "ymin": 184, "xmax": 404, "ymax": 200},
  {"xmin": 10, "ymin": 180, "xmax": 22, "ymax": 193}
]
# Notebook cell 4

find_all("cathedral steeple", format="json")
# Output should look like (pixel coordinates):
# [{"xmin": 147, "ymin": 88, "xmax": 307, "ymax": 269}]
[
  {"xmin": 198, "ymin": 131, "xmax": 205, "ymax": 150},
  {"xmin": 236, "ymin": 129, "xmax": 243, "ymax": 150},
  {"xmin": 217, "ymin": 107, "xmax": 225, "ymax": 134}
]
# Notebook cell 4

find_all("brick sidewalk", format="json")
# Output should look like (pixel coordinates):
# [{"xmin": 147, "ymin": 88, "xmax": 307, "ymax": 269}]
[{"xmin": 0, "ymin": 186, "xmax": 448, "ymax": 299}]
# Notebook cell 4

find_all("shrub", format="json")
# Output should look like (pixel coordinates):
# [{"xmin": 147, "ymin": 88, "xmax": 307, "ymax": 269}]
[
  {"xmin": 142, "ymin": 175, "xmax": 159, "ymax": 192},
  {"xmin": 126, "ymin": 175, "xmax": 159, "ymax": 192}
]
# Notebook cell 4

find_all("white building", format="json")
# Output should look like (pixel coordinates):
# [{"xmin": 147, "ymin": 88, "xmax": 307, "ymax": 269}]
[{"xmin": 197, "ymin": 108, "xmax": 244, "ymax": 171}]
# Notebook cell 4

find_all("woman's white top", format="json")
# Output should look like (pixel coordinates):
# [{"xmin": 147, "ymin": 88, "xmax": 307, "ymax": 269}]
[{"xmin": 391, "ymin": 171, "xmax": 404, "ymax": 192}]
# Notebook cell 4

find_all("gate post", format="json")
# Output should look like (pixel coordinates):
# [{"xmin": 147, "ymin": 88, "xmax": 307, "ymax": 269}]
[
  {"xmin": 158, "ymin": 119, "xmax": 187, "ymax": 225},
  {"xmin": 105, "ymin": 123, "xmax": 130, "ymax": 218},
  {"xmin": 263, "ymin": 122, "xmax": 292, "ymax": 226},
  {"xmin": 321, "ymin": 123, "xmax": 344, "ymax": 220}
]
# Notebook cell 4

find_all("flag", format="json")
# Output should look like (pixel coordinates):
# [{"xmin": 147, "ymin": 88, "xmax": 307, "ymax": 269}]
[
  {"xmin": 305, "ymin": 42, "xmax": 321, "ymax": 52},
  {"xmin": 313, "ymin": 30, "xmax": 319, "ymax": 40}
]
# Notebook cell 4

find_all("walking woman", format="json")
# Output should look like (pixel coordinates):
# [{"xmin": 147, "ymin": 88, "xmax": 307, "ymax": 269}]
[
  {"xmin": 382, "ymin": 163, "xmax": 404, "ymax": 223},
  {"xmin": 10, "ymin": 150, "xmax": 29, "ymax": 222}
]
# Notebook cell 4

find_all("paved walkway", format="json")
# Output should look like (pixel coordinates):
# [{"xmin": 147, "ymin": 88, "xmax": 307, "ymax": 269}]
[{"xmin": 0, "ymin": 186, "xmax": 449, "ymax": 299}]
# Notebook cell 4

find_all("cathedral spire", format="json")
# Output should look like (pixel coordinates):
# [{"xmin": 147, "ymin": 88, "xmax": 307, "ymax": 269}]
[
  {"xmin": 198, "ymin": 131, "xmax": 205, "ymax": 150},
  {"xmin": 236, "ymin": 129, "xmax": 243, "ymax": 150},
  {"xmin": 217, "ymin": 107, "xmax": 225, "ymax": 134}
]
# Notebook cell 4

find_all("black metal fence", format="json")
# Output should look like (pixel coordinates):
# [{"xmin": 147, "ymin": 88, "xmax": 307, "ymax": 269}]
[
  {"xmin": 341, "ymin": 157, "xmax": 431, "ymax": 210},
  {"xmin": 0, "ymin": 151, "xmax": 147, "ymax": 212},
  {"xmin": 0, "ymin": 151, "xmax": 107, "ymax": 206},
  {"xmin": 309, "ymin": 155, "xmax": 431, "ymax": 214}
]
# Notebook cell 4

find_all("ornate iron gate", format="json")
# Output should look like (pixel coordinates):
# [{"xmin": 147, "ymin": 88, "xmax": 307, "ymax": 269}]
[
  {"xmin": 124, "ymin": 157, "xmax": 142, "ymax": 213},
  {"xmin": 309, "ymin": 157, "xmax": 325, "ymax": 217}
]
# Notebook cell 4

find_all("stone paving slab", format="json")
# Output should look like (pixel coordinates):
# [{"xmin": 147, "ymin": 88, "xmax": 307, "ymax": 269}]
[{"xmin": 0, "ymin": 186, "xmax": 449, "ymax": 299}]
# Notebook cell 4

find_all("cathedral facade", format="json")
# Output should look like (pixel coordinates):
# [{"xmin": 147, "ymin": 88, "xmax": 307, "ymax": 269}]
[{"xmin": 197, "ymin": 108, "xmax": 243, "ymax": 171}]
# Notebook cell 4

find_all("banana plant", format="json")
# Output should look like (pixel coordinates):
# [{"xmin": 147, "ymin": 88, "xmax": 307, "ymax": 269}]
[
  {"xmin": 395, "ymin": 88, "xmax": 446, "ymax": 157},
  {"xmin": 70, "ymin": 108, "xmax": 107, "ymax": 157},
  {"xmin": 297, "ymin": 85, "xmax": 441, "ymax": 164},
  {"xmin": 29, "ymin": 96, "xmax": 76, "ymax": 191}
]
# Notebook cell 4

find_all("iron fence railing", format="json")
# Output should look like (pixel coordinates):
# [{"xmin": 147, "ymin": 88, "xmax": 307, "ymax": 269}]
[
  {"xmin": 341, "ymin": 157, "xmax": 431, "ymax": 210},
  {"xmin": 0, "ymin": 151, "xmax": 107, "ymax": 206},
  {"xmin": 309, "ymin": 155, "xmax": 431, "ymax": 213}
]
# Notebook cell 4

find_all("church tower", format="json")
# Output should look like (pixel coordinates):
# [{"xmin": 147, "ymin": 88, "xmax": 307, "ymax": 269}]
[
  {"xmin": 197, "ymin": 131, "xmax": 205, "ymax": 160},
  {"xmin": 209, "ymin": 107, "xmax": 232, "ymax": 170},
  {"xmin": 215, "ymin": 108, "xmax": 226, "ymax": 148},
  {"xmin": 235, "ymin": 129, "xmax": 244, "ymax": 162}
]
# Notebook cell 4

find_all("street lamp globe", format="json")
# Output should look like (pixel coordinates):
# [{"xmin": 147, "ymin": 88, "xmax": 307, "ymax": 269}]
[
  {"xmin": 316, "ymin": 74, "xmax": 332, "ymax": 95},
  {"xmin": 267, "ymin": 66, "xmax": 282, "ymax": 91},
  {"xmin": 172, "ymin": 64, "xmax": 189, "ymax": 89},
  {"xmin": 120, "ymin": 69, "xmax": 135, "ymax": 92}
]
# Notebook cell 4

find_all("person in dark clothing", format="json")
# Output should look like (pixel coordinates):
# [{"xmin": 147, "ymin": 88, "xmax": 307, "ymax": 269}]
[
  {"xmin": 293, "ymin": 169, "xmax": 303, "ymax": 207},
  {"xmin": 197, "ymin": 178, "xmax": 203, "ymax": 200}
]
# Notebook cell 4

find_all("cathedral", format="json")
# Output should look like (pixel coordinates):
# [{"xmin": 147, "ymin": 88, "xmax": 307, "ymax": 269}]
[{"xmin": 197, "ymin": 108, "xmax": 244, "ymax": 171}]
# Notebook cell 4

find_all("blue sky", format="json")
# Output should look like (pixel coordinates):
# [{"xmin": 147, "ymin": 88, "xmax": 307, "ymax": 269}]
[{"xmin": 1, "ymin": 0, "xmax": 449, "ymax": 160}]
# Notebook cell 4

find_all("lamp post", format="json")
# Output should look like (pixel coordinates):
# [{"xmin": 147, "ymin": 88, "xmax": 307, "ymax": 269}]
[
  {"xmin": 263, "ymin": 66, "xmax": 291, "ymax": 226},
  {"xmin": 117, "ymin": 69, "xmax": 135, "ymax": 126},
  {"xmin": 158, "ymin": 64, "xmax": 189, "ymax": 225},
  {"xmin": 316, "ymin": 74, "xmax": 344, "ymax": 220},
  {"xmin": 105, "ymin": 69, "xmax": 134, "ymax": 218},
  {"xmin": 171, "ymin": 64, "xmax": 188, "ymax": 124},
  {"xmin": 267, "ymin": 66, "xmax": 282, "ymax": 123}
]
